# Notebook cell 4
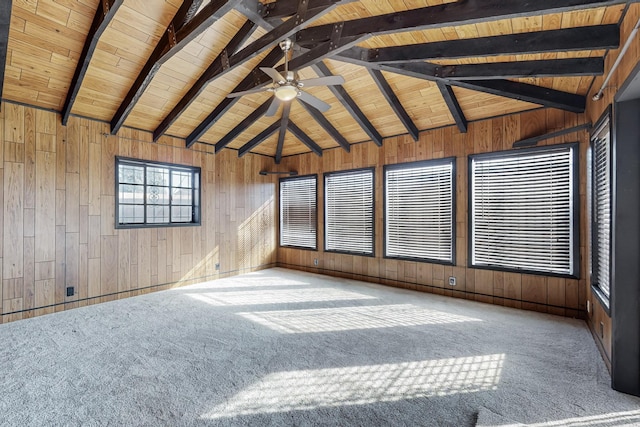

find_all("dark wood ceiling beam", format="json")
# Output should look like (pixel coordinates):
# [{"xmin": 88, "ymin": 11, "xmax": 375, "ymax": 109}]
[
  {"xmin": 214, "ymin": 0, "xmax": 341, "ymax": 74},
  {"xmin": 236, "ymin": 0, "xmax": 279, "ymax": 28},
  {"xmin": 183, "ymin": 48, "xmax": 282, "ymax": 147},
  {"xmin": 512, "ymin": 122, "xmax": 591, "ymax": 148},
  {"xmin": 455, "ymin": 79, "xmax": 586, "ymax": 113},
  {"xmin": 110, "ymin": 0, "xmax": 240, "ymax": 135},
  {"xmin": 214, "ymin": 98, "xmax": 273, "ymax": 152},
  {"xmin": 177, "ymin": 0, "xmax": 223, "ymax": 30},
  {"xmin": 182, "ymin": 0, "xmax": 205, "ymax": 25},
  {"xmin": 61, "ymin": 0, "xmax": 124, "ymax": 125},
  {"xmin": 337, "ymin": 49, "xmax": 587, "ymax": 113},
  {"xmin": 236, "ymin": 0, "xmax": 353, "ymax": 154},
  {"xmin": 312, "ymin": 62, "xmax": 383, "ymax": 146},
  {"xmin": 367, "ymin": 68, "xmax": 418, "ymax": 141},
  {"xmin": 434, "ymin": 57, "xmax": 605, "ymax": 80},
  {"xmin": 238, "ymin": 121, "xmax": 280, "ymax": 157},
  {"xmin": 179, "ymin": 0, "xmax": 342, "ymax": 146},
  {"xmin": 185, "ymin": 30, "xmax": 364, "ymax": 148},
  {"xmin": 298, "ymin": 102, "xmax": 350, "ymax": 152},
  {"xmin": 261, "ymin": 0, "xmax": 356, "ymax": 19},
  {"xmin": 367, "ymin": 25, "xmax": 619, "ymax": 63},
  {"xmin": 334, "ymin": 46, "xmax": 439, "ymax": 73},
  {"xmin": 296, "ymin": 0, "xmax": 632, "ymax": 46},
  {"xmin": 437, "ymin": 82, "xmax": 468, "ymax": 134},
  {"xmin": 288, "ymin": 122, "xmax": 323, "ymax": 156},
  {"xmin": 290, "ymin": 31, "xmax": 366, "ymax": 71},
  {"xmin": 152, "ymin": 19, "xmax": 258, "ymax": 141},
  {"xmin": 275, "ymin": 102, "xmax": 292, "ymax": 164}
]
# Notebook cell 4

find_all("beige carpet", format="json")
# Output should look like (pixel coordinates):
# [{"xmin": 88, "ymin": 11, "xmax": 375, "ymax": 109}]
[{"xmin": 0, "ymin": 268, "xmax": 638, "ymax": 426}]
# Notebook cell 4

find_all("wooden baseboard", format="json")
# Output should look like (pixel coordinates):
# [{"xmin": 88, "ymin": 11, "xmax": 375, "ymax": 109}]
[
  {"xmin": 1, "ymin": 262, "xmax": 277, "ymax": 323},
  {"xmin": 278, "ymin": 262, "xmax": 586, "ymax": 320}
]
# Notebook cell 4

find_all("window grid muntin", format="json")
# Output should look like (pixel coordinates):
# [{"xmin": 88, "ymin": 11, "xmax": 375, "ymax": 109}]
[{"xmin": 116, "ymin": 158, "xmax": 200, "ymax": 228}]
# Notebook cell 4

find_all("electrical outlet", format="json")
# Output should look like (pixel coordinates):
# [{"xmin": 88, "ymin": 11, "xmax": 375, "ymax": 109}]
[
  {"xmin": 314, "ymin": 258, "xmax": 319, "ymax": 266},
  {"xmin": 215, "ymin": 263, "xmax": 220, "ymax": 271},
  {"xmin": 448, "ymin": 276, "xmax": 456, "ymax": 286},
  {"xmin": 66, "ymin": 286, "xmax": 74, "ymax": 297}
]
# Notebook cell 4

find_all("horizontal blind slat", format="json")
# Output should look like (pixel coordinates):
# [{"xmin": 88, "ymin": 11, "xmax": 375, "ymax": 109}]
[
  {"xmin": 592, "ymin": 122, "xmax": 611, "ymax": 297},
  {"xmin": 385, "ymin": 161, "xmax": 454, "ymax": 262},
  {"xmin": 471, "ymin": 147, "xmax": 575, "ymax": 275},
  {"xmin": 280, "ymin": 177, "xmax": 317, "ymax": 249},
  {"xmin": 325, "ymin": 170, "xmax": 374, "ymax": 254}
]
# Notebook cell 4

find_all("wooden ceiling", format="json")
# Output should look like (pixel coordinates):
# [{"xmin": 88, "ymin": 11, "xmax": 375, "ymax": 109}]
[{"xmin": 1, "ymin": 0, "xmax": 633, "ymax": 161}]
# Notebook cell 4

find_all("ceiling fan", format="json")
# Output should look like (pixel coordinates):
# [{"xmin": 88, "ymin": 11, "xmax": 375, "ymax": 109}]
[{"xmin": 226, "ymin": 39, "xmax": 345, "ymax": 116}]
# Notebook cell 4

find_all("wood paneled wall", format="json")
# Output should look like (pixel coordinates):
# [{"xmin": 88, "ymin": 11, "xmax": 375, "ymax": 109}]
[
  {"xmin": 0, "ymin": 102, "xmax": 277, "ymax": 323},
  {"xmin": 583, "ymin": 3, "xmax": 640, "ymax": 367},
  {"xmin": 278, "ymin": 107, "xmax": 589, "ymax": 319}
]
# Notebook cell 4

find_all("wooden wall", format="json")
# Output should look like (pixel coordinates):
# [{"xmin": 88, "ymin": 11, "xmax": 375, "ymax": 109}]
[
  {"xmin": 583, "ymin": 3, "xmax": 640, "ymax": 368},
  {"xmin": 3, "ymin": 6, "xmax": 639, "ymax": 364},
  {"xmin": 278, "ymin": 107, "xmax": 589, "ymax": 319},
  {"xmin": 0, "ymin": 102, "xmax": 277, "ymax": 323}
]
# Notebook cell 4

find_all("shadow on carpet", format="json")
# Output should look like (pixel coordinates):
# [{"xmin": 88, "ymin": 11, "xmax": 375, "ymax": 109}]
[{"xmin": 1, "ymin": 268, "xmax": 639, "ymax": 426}]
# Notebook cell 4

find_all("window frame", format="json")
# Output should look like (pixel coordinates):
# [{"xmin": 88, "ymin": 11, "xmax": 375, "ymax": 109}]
[
  {"xmin": 115, "ymin": 156, "xmax": 201, "ymax": 229},
  {"xmin": 323, "ymin": 167, "xmax": 376, "ymax": 257},
  {"xmin": 383, "ymin": 158, "xmax": 456, "ymax": 265},
  {"xmin": 279, "ymin": 174, "xmax": 318, "ymax": 251},
  {"xmin": 467, "ymin": 143, "xmax": 580, "ymax": 278},
  {"xmin": 590, "ymin": 106, "xmax": 613, "ymax": 314}
]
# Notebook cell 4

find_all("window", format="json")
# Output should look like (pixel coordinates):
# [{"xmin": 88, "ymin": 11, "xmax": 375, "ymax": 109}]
[
  {"xmin": 590, "ymin": 109, "xmax": 612, "ymax": 306},
  {"xmin": 116, "ymin": 157, "xmax": 200, "ymax": 228},
  {"xmin": 384, "ymin": 159, "xmax": 455, "ymax": 263},
  {"xmin": 280, "ymin": 175, "xmax": 317, "ymax": 249},
  {"xmin": 469, "ymin": 144, "xmax": 578, "ymax": 277},
  {"xmin": 324, "ymin": 168, "xmax": 374, "ymax": 255}
]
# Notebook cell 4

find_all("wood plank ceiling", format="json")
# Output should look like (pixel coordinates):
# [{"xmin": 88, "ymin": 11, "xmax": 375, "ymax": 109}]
[{"xmin": 1, "ymin": 0, "xmax": 633, "ymax": 162}]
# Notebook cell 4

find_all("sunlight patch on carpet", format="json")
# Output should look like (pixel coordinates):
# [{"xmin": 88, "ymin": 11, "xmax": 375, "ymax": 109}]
[
  {"xmin": 178, "ymin": 276, "xmax": 311, "ymax": 290},
  {"xmin": 186, "ymin": 288, "xmax": 376, "ymax": 307},
  {"xmin": 237, "ymin": 304, "xmax": 482, "ymax": 333},
  {"xmin": 202, "ymin": 354, "xmax": 504, "ymax": 419}
]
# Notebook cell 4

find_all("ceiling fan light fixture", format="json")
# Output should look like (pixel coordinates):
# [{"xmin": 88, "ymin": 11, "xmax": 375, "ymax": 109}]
[{"xmin": 274, "ymin": 85, "xmax": 298, "ymax": 101}]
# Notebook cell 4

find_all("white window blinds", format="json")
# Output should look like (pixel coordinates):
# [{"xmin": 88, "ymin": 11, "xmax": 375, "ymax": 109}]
[
  {"xmin": 592, "ymin": 116, "xmax": 611, "ymax": 299},
  {"xmin": 325, "ymin": 169, "xmax": 374, "ymax": 255},
  {"xmin": 280, "ymin": 176, "xmax": 317, "ymax": 249},
  {"xmin": 385, "ymin": 160, "xmax": 455, "ymax": 263},
  {"xmin": 470, "ymin": 145, "xmax": 577, "ymax": 276}
]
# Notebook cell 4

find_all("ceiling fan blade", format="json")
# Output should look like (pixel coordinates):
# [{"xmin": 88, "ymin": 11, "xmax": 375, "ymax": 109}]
[
  {"xmin": 260, "ymin": 67, "xmax": 286, "ymax": 83},
  {"xmin": 298, "ymin": 91, "xmax": 330, "ymax": 112},
  {"xmin": 226, "ymin": 87, "xmax": 268, "ymax": 98},
  {"xmin": 265, "ymin": 97, "xmax": 281, "ymax": 117},
  {"xmin": 299, "ymin": 75, "xmax": 345, "ymax": 88}
]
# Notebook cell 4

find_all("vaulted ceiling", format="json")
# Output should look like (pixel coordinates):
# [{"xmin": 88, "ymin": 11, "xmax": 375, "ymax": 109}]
[{"xmin": 1, "ymin": 0, "xmax": 633, "ymax": 162}]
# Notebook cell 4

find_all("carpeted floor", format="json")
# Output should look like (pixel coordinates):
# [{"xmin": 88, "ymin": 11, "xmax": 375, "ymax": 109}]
[{"xmin": 0, "ymin": 268, "xmax": 639, "ymax": 426}]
